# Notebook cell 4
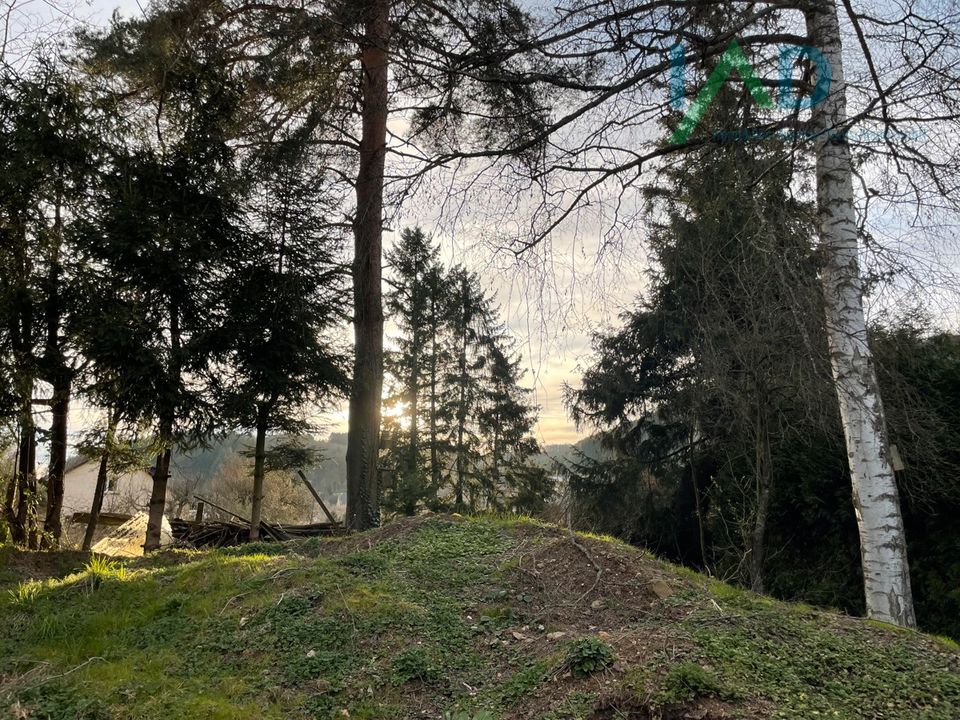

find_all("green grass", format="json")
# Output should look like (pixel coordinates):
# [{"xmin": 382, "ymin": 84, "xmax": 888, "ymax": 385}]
[{"xmin": 1, "ymin": 515, "xmax": 958, "ymax": 719}]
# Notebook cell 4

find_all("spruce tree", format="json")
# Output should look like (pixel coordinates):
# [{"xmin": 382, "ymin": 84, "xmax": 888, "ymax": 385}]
[
  {"xmin": 210, "ymin": 139, "xmax": 349, "ymax": 540},
  {"xmin": 475, "ymin": 331, "xmax": 544, "ymax": 511},
  {"xmin": 382, "ymin": 227, "xmax": 446, "ymax": 514},
  {"xmin": 0, "ymin": 62, "xmax": 97, "ymax": 547},
  {"xmin": 567, "ymin": 104, "xmax": 831, "ymax": 589}
]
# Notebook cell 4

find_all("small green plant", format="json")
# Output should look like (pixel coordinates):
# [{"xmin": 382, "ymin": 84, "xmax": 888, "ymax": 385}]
[
  {"xmin": 443, "ymin": 711, "xmax": 496, "ymax": 720},
  {"xmin": 662, "ymin": 662, "xmax": 725, "ymax": 703},
  {"xmin": 84, "ymin": 555, "xmax": 127, "ymax": 591},
  {"xmin": 9, "ymin": 580, "xmax": 41, "ymax": 605},
  {"xmin": 499, "ymin": 661, "xmax": 550, "ymax": 705},
  {"xmin": 564, "ymin": 636, "xmax": 616, "ymax": 678},
  {"xmin": 391, "ymin": 646, "xmax": 440, "ymax": 685}
]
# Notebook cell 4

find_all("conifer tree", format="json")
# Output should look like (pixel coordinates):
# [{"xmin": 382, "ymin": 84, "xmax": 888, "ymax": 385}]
[
  {"xmin": 567, "ymin": 98, "xmax": 831, "ymax": 590},
  {"xmin": 77, "ymin": 14, "xmax": 247, "ymax": 549},
  {"xmin": 211, "ymin": 139, "xmax": 349, "ymax": 540},
  {"xmin": 0, "ymin": 62, "xmax": 96, "ymax": 547},
  {"xmin": 476, "ymin": 332, "xmax": 543, "ymax": 510},
  {"xmin": 442, "ymin": 268, "xmax": 495, "ymax": 511},
  {"xmin": 382, "ymin": 227, "xmax": 445, "ymax": 514}
]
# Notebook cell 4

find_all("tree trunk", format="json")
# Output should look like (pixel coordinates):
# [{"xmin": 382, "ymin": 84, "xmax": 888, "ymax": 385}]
[
  {"xmin": 806, "ymin": 0, "xmax": 915, "ymax": 626},
  {"xmin": 3, "ymin": 472, "xmax": 17, "ymax": 532},
  {"xmin": 429, "ymin": 294, "xmax": 440, "ymax": 494},
  {"xmin": 5, "ymin": 432, "xmax": 22, "ymax": 542},
  {"xmin": 491, "ymin": 426, "xmax": 500, "ymax": 494},
  {"xmin": 345, "ymin": 0, "xmax": 391, "ymax": 531},
  {"xmin": 689, "ymin": 423, "xmax": 708, "ymax": 572},
  {"xmin": 409, "ymin": 326, "xmax": 421, "ymax": 481},
  {"xmin": 144, "ymin": 422, "xmax": 172, "ymax": 552},
  {"xmin": 454, "ymin": 277, "xmax": 468, "ymax": 511},
  {"xmin": 145, "ymin": 287, "xmax": 181, "ymax": 551},
  {"xmin": 42, "ymin": 177, "xmax": 68, "ymax": 547},
  {"xmin": 42, "ymin": 379, "xmax": 69, "ymax": 546},
  {"xmin": 454, "ymin": 339, "xmax": 467, "ymax": 512},
  {"xmin": 249, "ymin": 405, "xmax": 268, "ymax": 541},
  {"xmin": 748, "ymin": 406, "xmax": 771, "ymax": 594},
  {"xmin": 455, "ymin": 416, "xmax": 465, "ymax": 511},
  {"xmin": 83, "ymin": 417, "xmax": 116, "ymax": 552},
  {"xmin": 13, "ymin": 413, "xmax": 37, "ymax": 547}
]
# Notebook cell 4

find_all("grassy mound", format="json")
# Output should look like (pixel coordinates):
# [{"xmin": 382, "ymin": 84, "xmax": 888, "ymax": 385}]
[{"xmin": 1, "ymin": 515, "xmax": 958, "ymax": 719}]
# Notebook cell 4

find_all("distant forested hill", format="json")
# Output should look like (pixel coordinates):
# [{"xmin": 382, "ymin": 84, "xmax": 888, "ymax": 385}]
[
  {"xmin": 170, "ymin": 432, "xmax": 349, "ymax": 501},
  {"xmin": 532, "ymin": 436, "xmax": 610, "ymax": 470}
]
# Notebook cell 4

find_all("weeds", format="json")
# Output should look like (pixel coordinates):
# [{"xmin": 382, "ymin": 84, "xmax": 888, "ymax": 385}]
[
  {"xmin": 0, "ymin": 516, "xmax": 957, "ymax": 720},
  {"xmin": 9, "ymin": 580, "xmax": 41, "ymax": 605},
  {"xmin": 564, "ymin": 636, "xmax": 616, "ymax": 678},
  {"xmin": 83, "ymin": 555, "xmax": 127, "ymax": 591}
]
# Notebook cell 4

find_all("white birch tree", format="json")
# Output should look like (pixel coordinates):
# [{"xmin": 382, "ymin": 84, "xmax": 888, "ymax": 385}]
[{"xmin": 805, "ymin": 0, "xmax": 915, "ymax": 626}]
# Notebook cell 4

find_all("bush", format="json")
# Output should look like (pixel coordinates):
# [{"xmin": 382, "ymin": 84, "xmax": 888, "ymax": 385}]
[
  {"xmin": 564, "ymin": 636, "xmax": 615, "ymax": 678},
  {"xmin": 662, "ymin": 662, "xmax": 724, "ymax": 703}
]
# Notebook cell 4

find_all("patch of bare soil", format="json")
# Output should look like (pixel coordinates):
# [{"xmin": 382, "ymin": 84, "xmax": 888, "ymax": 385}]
[
  {"xmin": 0, "ymin": 548, "xmax": 89, "ymax": 587},
  {"xmin": 469, "ymin": 523, "xmax": 737, "ymax": 720},
  {"xmin": 502, "ymin": 527, "xmax": 691, "ymax": 630},
  {"xmin": 590, "ymin": 694, "xmax": 735, "ymax": 719}
]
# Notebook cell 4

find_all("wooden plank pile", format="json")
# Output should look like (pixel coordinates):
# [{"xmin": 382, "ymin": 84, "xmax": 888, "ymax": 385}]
[
  {"xmin": 169, "ymin": 518, "xmax": 342, "ymax": 547},
  {"xmin": 168, "ymin": 493, "xmax": 344, "ymax": 548}
]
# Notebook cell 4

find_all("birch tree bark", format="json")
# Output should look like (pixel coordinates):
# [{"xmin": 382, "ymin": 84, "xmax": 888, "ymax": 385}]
[{"xmin": 805, "ymin": 0, "xmax": 915, "ymax": 626}]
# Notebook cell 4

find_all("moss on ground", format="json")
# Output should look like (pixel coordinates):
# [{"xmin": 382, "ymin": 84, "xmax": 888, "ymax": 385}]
[{"xmin": 1, "ymin": 515, "xmax": 958, "ymax": 719}]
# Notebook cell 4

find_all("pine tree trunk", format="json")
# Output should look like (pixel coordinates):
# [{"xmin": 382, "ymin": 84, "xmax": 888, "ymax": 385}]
[
  {"xmin": 13, "ymin": 410, "xmax": 37, "ymax": 547},
  {"xmin": 249, "ymin": 406, "xmax": 268, "ymax": 541},
  {"xmin": 346, "ymin": 0, "xmax": 390, "ymax": 531},
  {"xmin": 806, "ymin": 0, "xmax": 915, "ymax": 626},
  {"xmin": 42, "ymin": 178, "xmax": 68, "ymax": 547},
  {"xmin": 83, "ymin": 417, "xmax": 116, "ymax": 552},
  {"xmin": 42, "ymin": 379, "xmax": 69, "ymax": 546}
]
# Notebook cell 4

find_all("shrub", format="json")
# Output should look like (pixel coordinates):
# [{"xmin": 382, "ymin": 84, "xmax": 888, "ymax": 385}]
[
  {"xmin": 662, "ymin": 662, "xmax": 725, "ymax": 703},
  {"xmin": 564, "ymin": 636, "xmax": 616, "ymax": 678}
]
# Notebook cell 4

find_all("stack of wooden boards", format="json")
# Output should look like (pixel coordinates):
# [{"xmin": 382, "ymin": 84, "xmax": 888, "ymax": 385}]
[{"xmin": 169, "ymin": 517, "xmax": 342, "ymax": 547}]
